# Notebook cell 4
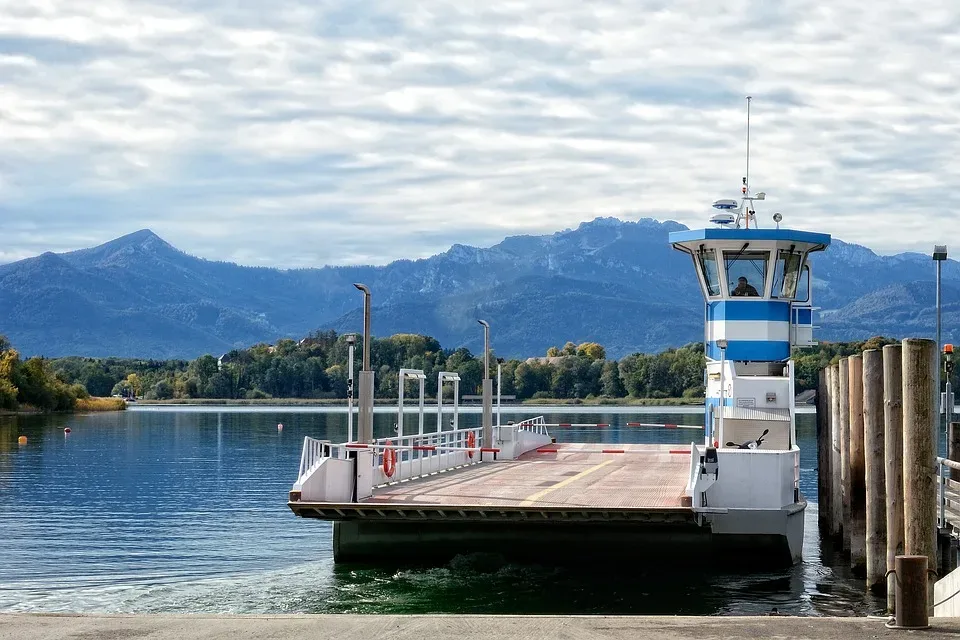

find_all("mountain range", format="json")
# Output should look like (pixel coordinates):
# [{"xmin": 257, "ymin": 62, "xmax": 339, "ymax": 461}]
[{"xmin": 0, "ymin": 218, "xmax": 957, "ymax": 359}]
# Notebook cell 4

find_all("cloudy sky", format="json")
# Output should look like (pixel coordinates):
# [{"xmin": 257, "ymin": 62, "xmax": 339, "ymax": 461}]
[{"xmin": 1, "ymin": 0, "xmax": 958, "ymax": 267}]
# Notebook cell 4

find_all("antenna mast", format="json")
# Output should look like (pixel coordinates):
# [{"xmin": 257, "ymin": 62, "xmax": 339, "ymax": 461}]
[{"xmin": 743, "ymin": 95, "xmax": 752, "ymax": 229}]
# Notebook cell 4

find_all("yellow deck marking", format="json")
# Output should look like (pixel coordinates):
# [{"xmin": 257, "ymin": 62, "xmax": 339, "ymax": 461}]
[{"xmin": 519, "ymin": 459, "xmax": 615, "ymax": 506}]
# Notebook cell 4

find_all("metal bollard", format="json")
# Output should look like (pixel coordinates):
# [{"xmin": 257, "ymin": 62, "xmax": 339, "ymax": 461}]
[{"xmin": 889, "ymin": 555, "xmax": 931, "ymax": 629}]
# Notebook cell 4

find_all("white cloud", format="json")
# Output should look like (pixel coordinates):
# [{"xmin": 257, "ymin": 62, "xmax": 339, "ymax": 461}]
[{"xmin": 0, "ymin": 0, "xmax": 959, "ymax": 266}]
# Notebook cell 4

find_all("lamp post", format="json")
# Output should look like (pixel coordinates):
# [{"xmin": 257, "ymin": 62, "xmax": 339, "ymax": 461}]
[
  {"xmin": 353, "ymin": 283, "xmax": 374, "ymax": 443},
  {"xmin": 934, "ymin": 246, "xmax": 947, "ymax": 452},
  {"xmin": 477, "ymin": 320, "xmax": 493, "ymax": 452}
]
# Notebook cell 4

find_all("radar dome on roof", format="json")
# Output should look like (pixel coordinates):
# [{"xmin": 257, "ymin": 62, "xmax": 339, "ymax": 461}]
[
  {"xmin": 712, "ymin": 199, "xmax": 739, "ymax": 210},
  {"xmin": 710, "ymin": 212, "xmax": 736, "ymax": 226}
]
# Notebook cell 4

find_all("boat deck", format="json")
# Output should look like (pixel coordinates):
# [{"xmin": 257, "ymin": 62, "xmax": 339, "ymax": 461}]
[{"xmin": 290, "ymin": 443, "xmax": 696, "ymax": 523}]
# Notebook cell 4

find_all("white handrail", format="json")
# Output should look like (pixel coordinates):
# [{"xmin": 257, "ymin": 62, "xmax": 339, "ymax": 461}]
[
  {"xmin": 515, "ymin": 416, "xmax": 550, "ymax": 437},
  {"xmin": 368, "ymin": 426, "xmax": 484, "ymax": 487},
  {"xmin": 297, "ymin": 436, "xmax": 330, "ymax": 483},
  {"xmin": 295, "ymin": 427, "xmax": 489, "ymax": 492}
]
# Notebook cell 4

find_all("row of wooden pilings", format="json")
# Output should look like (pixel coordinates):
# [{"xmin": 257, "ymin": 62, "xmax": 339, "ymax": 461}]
[{"xmin": 816, "ymin": 337, "xmax": 947, "ymax": 615}]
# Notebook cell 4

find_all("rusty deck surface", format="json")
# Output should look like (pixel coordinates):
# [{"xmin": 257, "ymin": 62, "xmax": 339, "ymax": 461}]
[{"xmin": 363, "ymin": 443, "xmax": 691, "ymax": 510}]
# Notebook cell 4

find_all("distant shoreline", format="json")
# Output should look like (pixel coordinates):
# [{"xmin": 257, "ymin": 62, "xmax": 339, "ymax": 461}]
[{"xmin": 0, "ymin": 397, "xmax": 126, "ymax": 416}]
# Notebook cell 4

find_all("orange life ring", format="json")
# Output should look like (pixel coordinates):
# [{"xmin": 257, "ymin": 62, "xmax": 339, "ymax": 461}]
[
  {"xmin": 383, "ymin": 441, "xmax": 397, "ymax": 478},
  {"xmin": 466, "ymin": 431, "xmax": 476, "ymax": 458}
]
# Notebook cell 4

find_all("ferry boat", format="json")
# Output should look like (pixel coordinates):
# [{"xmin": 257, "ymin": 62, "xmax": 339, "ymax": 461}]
[
  {"xmin": 288, "ymin": 103, "xmax": 831, "ymax": 568},
  {"xmin": 667, "ymin": 185, "xmax": 830, "ymax": 564}
]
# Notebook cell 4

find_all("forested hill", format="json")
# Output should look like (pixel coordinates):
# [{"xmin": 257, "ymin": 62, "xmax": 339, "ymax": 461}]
[{"xmin": 0, "ymin": 219, "xmax": 958, "ymax": 359}]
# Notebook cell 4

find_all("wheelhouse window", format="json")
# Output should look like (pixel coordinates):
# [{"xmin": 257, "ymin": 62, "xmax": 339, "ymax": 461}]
[
  {"xmin": 723, "ymin": 248, "xmax": 769, "ymax": 297},
  {"xmin": 795, "ymin": 264, "xmax": 811, "ymax": 303},
  {"xmin": 772, "ymin": 250, "xmax": 803, "ymax": 299},
  {"xmin": 697, "ymin": 247, "xmax": 721, "ymax": 297}
]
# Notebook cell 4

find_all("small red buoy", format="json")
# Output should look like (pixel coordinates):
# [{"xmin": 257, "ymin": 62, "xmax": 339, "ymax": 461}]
[
  {"xmin": 277, "ymin": 423, "xmax": 283, "ymax": 430},
  {"xmin": 64, "ymin": 428, "xmax": 71, "ymax": 434}
]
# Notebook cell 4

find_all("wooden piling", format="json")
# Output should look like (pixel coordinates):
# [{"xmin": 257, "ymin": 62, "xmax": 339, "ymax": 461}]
[
  {"xmin": 950, "ymin": 422, "xmax": 960, "ymax": 482},
  {"xmin": 839, "ymin": 357, "xmax": 851, "ymax": 552},
  {"xmin": 902, "ymin": 338, "xmax": 937, "ymax": 613},
  {"xmin": 848, "ymin": 354, "xmax": 866, "ymax": 574},
  {"xmin": 883, "ymin": 344, "xmax": 904, "ymax": 614},
  {"xmin": 830, "ymin": 363, "xmax": 843, "ymax": 538},
  {"xmin": 863, "ymin": 349, "xmax": 886, "ymax": 591},
  {"xmin": 818, "ymin": 368, "xmax": 830, "ymax": 531}
]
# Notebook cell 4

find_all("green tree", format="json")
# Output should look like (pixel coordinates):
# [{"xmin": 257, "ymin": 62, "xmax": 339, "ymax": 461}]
[
  {"xmin": 0, "ymin": 345, "xmax": 19, "ymax": 410},
  {"xmin": 600, "ymin": 360, "xmax": 626, "ymax": 397},
  {"xmin": 152, "ymin": 380, "xmax": 174, "ymax": 400},
  {"xmin": 126, "ymin": 373, "xmax": 143, "ymax": 398},
  {"xmin": 83, "ymin": 370, "xmax": 115, "ymax": 397},
  {"xmin": 112, "ymin": 379, "xmax": 132, "ymax": 397},
  {"xmin": 576, "ymin": 342, "xmax": 606, "ymax": 361},
  {"xmin": 514, "ymin": 361, "xmax": 551, "ymax": 399}
]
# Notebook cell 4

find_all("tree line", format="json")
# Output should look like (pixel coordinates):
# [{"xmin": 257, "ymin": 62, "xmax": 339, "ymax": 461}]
[
  {"xmin": 0, "ymin": 335, "xmax": 94, "ymax": 411},
  {"xmin": 8, "ymin": 330, "xmax": 950, "ymax": 408}
]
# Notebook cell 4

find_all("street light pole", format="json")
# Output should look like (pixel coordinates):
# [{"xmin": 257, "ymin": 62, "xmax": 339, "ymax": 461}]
[
  {"xmin": 478, "ymin": 320, "xmax": 493, "ymax": 453},
  {"xmin": 353, "ymin": 283, "xmax": 374, "ymax": 443}
]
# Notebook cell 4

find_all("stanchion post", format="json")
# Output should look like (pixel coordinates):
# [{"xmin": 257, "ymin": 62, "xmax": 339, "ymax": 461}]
[{"xmin": 894, "ymin": 555, "xmax": 931, "ymax": 629}]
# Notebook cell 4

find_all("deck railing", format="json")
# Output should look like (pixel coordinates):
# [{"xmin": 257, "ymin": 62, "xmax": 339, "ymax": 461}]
[
  {"xmin": 298, "ymin": 436, "xmax": 331, "ymax": 482},
  {"xmin": 514, "ymin": 416, "xmax": 550, "ymax": 437},
  {"xmin": 937, "ymin": 457, "xmax": 960, "ymax": 530},
  {"xmin": 295, "ymin": 427, "xmax": 491, "ymax": 491},
  {"xmin": 365, "ymin": 426, "xmax": 487, "ymax": 487}
]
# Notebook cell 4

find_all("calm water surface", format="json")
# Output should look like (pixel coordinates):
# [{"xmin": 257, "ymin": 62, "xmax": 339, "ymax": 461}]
[{"xmin": 0, "ymin": 406, "xmax": 883, "ymax": 616}]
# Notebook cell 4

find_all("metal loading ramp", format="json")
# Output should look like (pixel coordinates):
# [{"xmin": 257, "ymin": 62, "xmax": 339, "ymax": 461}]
[{"xmin": 290, "ymin": 443, "xmax": 695, "ymax": 524}]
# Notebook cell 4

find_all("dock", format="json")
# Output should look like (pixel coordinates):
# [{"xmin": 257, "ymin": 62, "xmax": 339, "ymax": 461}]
[{"xmin": 6, "ymin": 613, "xmax": 960, "ymax": 640}]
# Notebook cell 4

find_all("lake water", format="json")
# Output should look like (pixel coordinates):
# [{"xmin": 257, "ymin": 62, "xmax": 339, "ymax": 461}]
[{"xmin": 0, "ymin": 406, "xmax": 885, "ymax": 616}]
